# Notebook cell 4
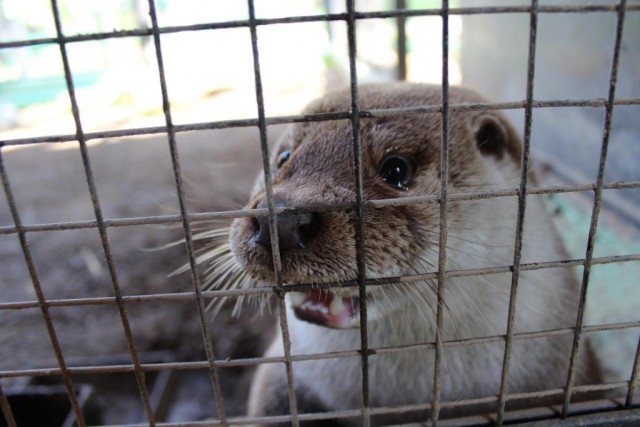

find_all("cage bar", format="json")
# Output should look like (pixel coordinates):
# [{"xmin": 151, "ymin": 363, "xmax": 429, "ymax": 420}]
[
  {"xmin": 246, "ymin": 0, "xmax": 300, "ymax": 424},
  {"xmin": 0, "ymin": 321, "xmax": 637, "ymax": 382},
  {"xmin": 0, "ymin": 0, "xmax": 637, "ymax": 426},
  {"xmin": 0, "ymin": 138, "xmax": 87, "ymax": 427},
  {"xmin": 0, "ymin": 181, "xmax": 638, "ymax": 238},
  {"xmin": 431, "ymin": 0, "xmax": 450, "ymax": 425},
  {"xmin": 0, "ymin": 254, "xmax": 638, "ymax": 314},
  {"xmin": 561, "ymin": 0, "xmax": 628, "ymax": 417},
  {"xmin": 395, "ymin": 0, "xmax": 407, "ymax": 81},
  {"xmin": 1, "ymin": 4, "xmax": 639, "ymax": 51},
  {"xmin": 48, "ymin": 0, "xmax": 160, "ymax": 424},
  {"xmin": 2, "ymin": 98, "xmax": 640, "ymax": 149},
  {"xmin": 65, "ymin": 404, "xmax": 640, "ymax": 427},
  {"xmin": 496, "ymin": 0, "xmax": 538, "ymax": 424},
  {"xmin": 345, "ymin": 0, "xmax": 372, "ymax": 425},
  {"xmin": 627, "ymin": 337, "xmax": 640, "ymax": 408},
  {"xmin": 0, "ymin": 381, "xmax": 17, "ymax": 427},
  {"xmin": 144, "ymin": 0, "xmax": 230, "ymax": 423}
]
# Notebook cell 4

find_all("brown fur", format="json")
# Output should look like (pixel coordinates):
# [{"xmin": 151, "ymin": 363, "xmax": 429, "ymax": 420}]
[
  {"xmin": 226, "ymin": 83, "xmax": 601, "ymax": 426},
  {"xmin": 231, "ymin": 83, "xmax": 521, "ymax": 287}
]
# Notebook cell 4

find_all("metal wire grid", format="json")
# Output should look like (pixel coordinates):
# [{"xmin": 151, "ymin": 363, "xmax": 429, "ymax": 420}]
[
  {"xmin": 495, "ymin": 0, "xmax": 537, "ymax": 421},
  {"xmin": 561, "ymin": 0, "xmax": 631, "ymax": 418},
  {"xmin": 0, "ymin": 1, "xmax": 639, "ymax": 426},
  {"xmin": 247, "ymin": 0, "xmax": 300, "ymax": 423},
  {"xmin": 145, "ymin": 0, "xmax": 228, "ymax": 424}
]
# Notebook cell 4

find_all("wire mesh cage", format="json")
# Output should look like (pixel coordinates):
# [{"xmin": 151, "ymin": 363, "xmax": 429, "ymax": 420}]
[{"xmin": 0, "ymin": 0, "xmax": 639, "ymax": 426}]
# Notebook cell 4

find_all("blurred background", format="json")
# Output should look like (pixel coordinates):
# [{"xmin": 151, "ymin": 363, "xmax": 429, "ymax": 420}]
[{"xmin": 0, "ymin": 0, "xmax": 638, "ymax": 425}]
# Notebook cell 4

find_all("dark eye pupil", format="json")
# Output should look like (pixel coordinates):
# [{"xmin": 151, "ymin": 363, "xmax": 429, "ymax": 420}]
[
  {"xmin": 277, "ymin": 150, "xmax": 290, "ymax": 168},
  {"xmin": 378, "ymin": 156, "xmax": 412, "ymax": 190}
]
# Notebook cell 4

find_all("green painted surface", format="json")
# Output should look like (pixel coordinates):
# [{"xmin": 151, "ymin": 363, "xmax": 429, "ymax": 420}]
[{"xmin": 546, "ymin": 194, "xmax": 639, "ymax": 381}]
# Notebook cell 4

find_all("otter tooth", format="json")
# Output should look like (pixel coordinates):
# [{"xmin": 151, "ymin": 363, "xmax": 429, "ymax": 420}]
[
  {"xmin": 289, "ymin": 291, "xmax": 306, "ymax": 306},
  {"xmin": 329, "ymin": 297, "xmax": 345, "ymax": 316}
]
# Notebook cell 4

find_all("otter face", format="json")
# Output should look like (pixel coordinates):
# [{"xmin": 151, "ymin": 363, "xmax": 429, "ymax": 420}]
[{"xmin": 229, "ymin": 84, "xmax": 520, "ymax": 329}]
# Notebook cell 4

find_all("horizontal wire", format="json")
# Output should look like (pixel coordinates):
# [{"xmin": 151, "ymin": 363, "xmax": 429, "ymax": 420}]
[
  {"xmin": 79, "ymin": 395, "xmax": 638, "ymax": 427},
  {"xmin": 2, "ymin": 97, "xmax": 640, "ymax": 148},
  {"xmin": 0, "ymin": 253, "xmax": 637, "ymax": 312},
  {"xmin": 0, "ymin": 382, "xmax": 633, "ymax": 426},
  {"xmin": 46, "ymin": 396, "xmax": 637, "ymax": 427},
  {"xmin": 0, "ymin": 3, "xmax": 638, "ymax": 50},
  {"xmin": 0, "ymin": 181, "xmax": 638, "ymax": 236},
  {"xmin": 0, "ymin": 320, "xmax": 636, "ymax": 379}
]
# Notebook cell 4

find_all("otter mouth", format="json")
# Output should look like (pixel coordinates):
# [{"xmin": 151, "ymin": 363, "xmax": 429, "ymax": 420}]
[{"xmin": 289, "ymin": 290, "xmax": 360, "ymax": 329}]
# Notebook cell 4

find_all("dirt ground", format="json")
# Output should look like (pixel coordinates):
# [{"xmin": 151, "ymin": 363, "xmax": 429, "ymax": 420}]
[{"xmin": 0, "ymin": 125, "xmax": 284, "ymax": 422}]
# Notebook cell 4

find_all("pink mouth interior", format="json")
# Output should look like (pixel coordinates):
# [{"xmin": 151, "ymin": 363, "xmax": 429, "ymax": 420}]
[{"xmin": 291, "ymin": 290, "xmax": 359, "ymax": 329}]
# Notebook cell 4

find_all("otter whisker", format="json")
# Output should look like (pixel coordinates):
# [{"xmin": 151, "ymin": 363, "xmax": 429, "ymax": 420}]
[
  {"xmin": 207, "ymin": 270, "xmax": 255, "ymax": 316},
  {"xmin": 158, "ymin": 227, "xmax": 231, "ymax": 254},
  {"xmin": 421, "ymin": 228, "xmax": 513, "ymax": 249},
  {"xmin": 203, "ymin": 254, "xmax": 237, "ymax": 279},
  {"xmin": 167, "ymin": 225, "xmax": 270, "ymax": 318},
  {"xmin": 193, "ymin": 227, "xmax": 233, "ymax": 241},
  {"xmin": 404, "ymin": 282, "xmax": 436, "ymax": 326},
  {"xmin": 408, "ymin": 261, "xmax": 452, "ymax": 329}
]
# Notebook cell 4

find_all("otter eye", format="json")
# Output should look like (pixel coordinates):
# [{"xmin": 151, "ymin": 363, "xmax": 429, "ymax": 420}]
[
  {"xmin": 378, "ymin": 155, "xmax": 413, "ymax": 190},
  {"xmin": 277, "ymin": 150, "xmax": 291, "ymax": 168}
]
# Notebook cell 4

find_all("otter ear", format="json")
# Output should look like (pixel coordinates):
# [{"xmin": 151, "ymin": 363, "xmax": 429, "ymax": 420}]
[{"xmin": 471, "ymin": 114, "xmax": 510, "ymax": 160}]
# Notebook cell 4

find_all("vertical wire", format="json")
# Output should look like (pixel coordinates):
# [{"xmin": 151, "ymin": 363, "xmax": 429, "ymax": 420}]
[
  {"xmin": 145, "ymin": 0, "xmax": 228, "ymax": 423},
  {"xmin": 495, "ymin": 0, "xmax": 538, "ymax": 424},
  {"xmin": 396, "ymin": 0, "xmax": 407, "ymax": 81},
  {"xmin": 626, "ymin": 336, "xmax": 640, "ymax": 407},
  {"xmin": 346, "ymin": 1, "xmax": 371, "ymax": 426},
  {"xmin": 561, "ymin": 0, "xmax": 627, "ymax": 417},
  {"xmin": 431, "ymin": 1, "xmax": 449, "ymax": 425},
  {"xmin": 246, "ymin": 1, "xmax": 299, "ymax": 425},
  {"xmin": 48, "ymin": 0, "xmax": 157, "ymax": 424},
  {"xmin": 0, "ymin": 149, "xmax": 86, "ymax": 426},
  {"xmin": 0, "ymin": 371, "xmax": 18, "ymax": 427}
]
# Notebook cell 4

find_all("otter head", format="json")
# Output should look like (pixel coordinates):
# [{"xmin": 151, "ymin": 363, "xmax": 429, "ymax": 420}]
[{"xmin": 230, "ymin": 83, "xmax": 521, "ymax": 329}]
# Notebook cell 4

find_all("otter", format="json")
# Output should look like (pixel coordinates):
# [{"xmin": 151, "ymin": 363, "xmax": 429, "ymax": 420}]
[{"xmin": 210, "ymin": 83, "xmax": 600, "ymax": 426}]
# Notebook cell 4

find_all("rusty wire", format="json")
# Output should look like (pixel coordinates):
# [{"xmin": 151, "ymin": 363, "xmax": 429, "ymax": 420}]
[
  {"xmin": 627, "ymin": 337, "xmax": 640, "ymax": 408},
  {"xmin": 496, "ymin": 0, "xmax": 538, "ymax": 424},
  {"xmin": 0, "ymin": 374, "xmax": 17, "ymax": 427},
  {"xmin": 431, "ymin": 0, "xmax": 450, "ymax": 425},
  {"xmin": 1, "ymin": 4, "xmax": 639, "ymax": 51},
  {"xmin": 345, "ymin": 0, "xmax": 372, "ymax": 425},
  {"xmin": 0, "ymin": 253, "xmax": 638, "ymax": 313},
  {"xmin": 246, "ymin": 0, "xmax": 300, "ymax": 424},
  {"xmin": 0, "ymin": 0, "xmax": 638, "ymax": 426},
  {"xmin": 562, "ymin": 0, "xmax": 628, "ymax": 417},
  {"xmin": 144, "ymin": 0, "xmax": 228, "ymax": 423},
  {"xmin": 0, "ymin": 320, "xmax": 637, "ymax": 381},
  {"xmin": 2, "ymin": 98, "xmax": 640, "ymax": 149}
]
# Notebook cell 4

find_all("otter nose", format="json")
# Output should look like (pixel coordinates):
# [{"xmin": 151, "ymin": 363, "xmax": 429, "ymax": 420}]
[{"xmin": 254, "ymin": 203, "xmax": 321, "ymax": 252}]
